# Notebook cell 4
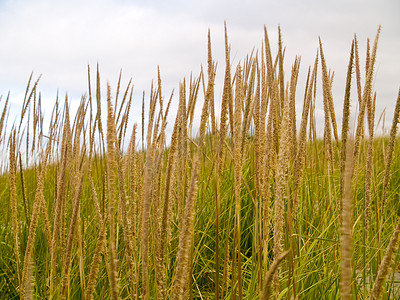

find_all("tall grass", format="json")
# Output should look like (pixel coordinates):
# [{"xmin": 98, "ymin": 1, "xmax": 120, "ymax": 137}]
[{"xmin": 1, "ymin": 25, "xmax": 400, "ymax": 300}]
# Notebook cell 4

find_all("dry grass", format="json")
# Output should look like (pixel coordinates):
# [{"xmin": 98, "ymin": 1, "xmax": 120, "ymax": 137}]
[{"xmin": 1, "ymin": 25, "xmax": 400, "ymax": 300}]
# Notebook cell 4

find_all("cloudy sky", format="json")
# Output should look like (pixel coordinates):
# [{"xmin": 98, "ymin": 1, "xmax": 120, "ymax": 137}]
[{"xmin": 0, "ymin": 0, "xmax": 399, "ymax": 136}]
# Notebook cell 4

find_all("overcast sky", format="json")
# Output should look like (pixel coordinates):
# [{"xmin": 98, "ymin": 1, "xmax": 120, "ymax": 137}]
[{"xmin": 0, "ymin": 0, "xmax": 399, "ymax": 137}]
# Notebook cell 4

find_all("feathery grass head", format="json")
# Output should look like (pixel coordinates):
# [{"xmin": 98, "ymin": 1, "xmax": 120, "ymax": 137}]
[
  {"xmin": 9, "ymin": 130, "xmax": 21, "ymax": 289},
  {"xmin": 340, "ymin": 138, "xmax": 355, "ymax": 300}
]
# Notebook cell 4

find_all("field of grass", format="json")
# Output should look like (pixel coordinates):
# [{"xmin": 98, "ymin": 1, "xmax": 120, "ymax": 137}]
[{"xmin": 1, "ymin": 25, "xmax": 400, "ymax": 299}]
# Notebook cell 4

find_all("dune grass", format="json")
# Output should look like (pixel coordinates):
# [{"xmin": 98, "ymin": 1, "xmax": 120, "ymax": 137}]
[{"xmin": 1, "ymin": 25, "xmax": 400, "ymax": 299}]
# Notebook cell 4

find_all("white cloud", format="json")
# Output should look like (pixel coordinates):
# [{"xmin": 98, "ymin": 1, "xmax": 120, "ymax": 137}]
[{"xmin": 0, "ymin": 0, "xmax": 399, "ymax": 138}]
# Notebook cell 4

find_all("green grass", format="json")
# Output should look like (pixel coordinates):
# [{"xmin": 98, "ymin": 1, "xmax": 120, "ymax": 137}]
[{"xmin": 1, "ymin": 26, "xmax": 400, "ymax": 299}]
